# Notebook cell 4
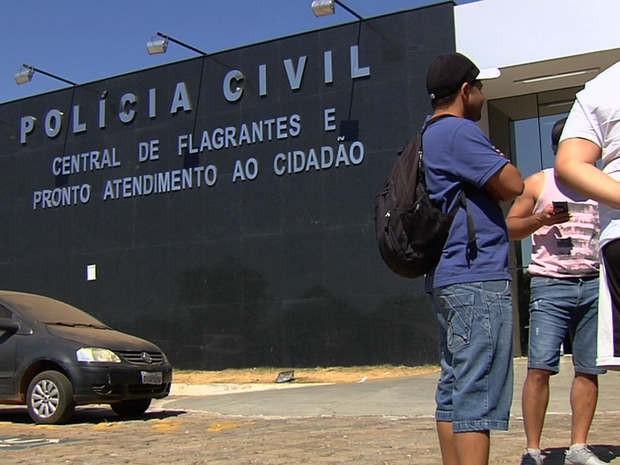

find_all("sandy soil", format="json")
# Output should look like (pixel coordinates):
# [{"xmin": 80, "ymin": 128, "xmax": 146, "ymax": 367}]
[{"xmin": 172, "ymin": 364, "xmax": 440, "ymax": 384}]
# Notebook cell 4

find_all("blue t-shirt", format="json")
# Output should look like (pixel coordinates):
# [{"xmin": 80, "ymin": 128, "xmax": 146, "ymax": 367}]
[{"xmin": 423, "ymin": 116, "xmax": 512, "ymax": 291}]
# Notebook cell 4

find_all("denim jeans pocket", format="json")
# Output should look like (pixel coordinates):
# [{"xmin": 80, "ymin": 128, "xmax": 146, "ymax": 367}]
[{"xmin": 437, "ymin": 293, "xmax": 474, "ymax": 353}]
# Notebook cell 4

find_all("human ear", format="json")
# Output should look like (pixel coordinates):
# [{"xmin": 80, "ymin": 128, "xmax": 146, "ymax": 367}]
[{"xmin": 460, "ymin": 82, "xmax": 471, "ymax": 98}]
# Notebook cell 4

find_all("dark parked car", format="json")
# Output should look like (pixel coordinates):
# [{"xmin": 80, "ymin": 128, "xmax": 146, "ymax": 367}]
[{"xmin": 0, "ymin": 291, "xmax": 172, "ymax": 424}]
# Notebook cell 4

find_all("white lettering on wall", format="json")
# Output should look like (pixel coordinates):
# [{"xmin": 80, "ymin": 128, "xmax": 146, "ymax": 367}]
[
  {"xmin": 149, "ymin": 88, "xmax": 157, "ymax": 119},
  {"xmin": 102, "ymin": 165, "xmax": 217, "ymax": 200},
  {"xmin": 98, "ymin": 99, "xmax": 106, "ymax": 129},
  {"xmin": 26, "ymin": 103, "xmax": 366, "ymax": 213},
  {"xmin": 232, "ymin": 158, "xmax": 259, "ymax": 183},
  {"xmin": 138, "ymin": 140, "xmax": 159, "ymax": 162},
  {"xmin": 273, "ymin": 141, "xmax": 364, "ymax": 176},
  {"xmin": 324, "ymin": 108, "xmax": 336, "ymax": 131},
  {"xmin": 177, "ymin": 114, "xmax": 301, "ymax": 156},
  {"xmin": 170, "ymin": 82, "xmax": 192, "ymax": 114},
  {"xmin": 283, "ymin": 56, "xmax": 307, "ymax": 90},
  {"xmin": 33, "ymin": 184, "xmax": 91, "ymax": 210},
  {"xmin": 350, "ymin": 45, "xmax": 370, "ymax": 78},
  {"xmin": 52, "ymin": 148, "xmax": 121, "ymax": 176},
  {"xmin": 223, "ymin": 70, "xmax": 245, "ymax": 102},
  {"xmin": 19, "ymin": 43, "xmax": 372, "ymax": 144},
  {"xmin": 73, "ymin": 105, "xmax": 86, "ymax": 133},
  {"xmin": 119, "ymin": 93, "xmax": 137, "ymax": 124},
  {"xmin": 259, "ymin": 64, "xmax": 267, "ymax": 97},
  {"xmin": 20, "ymin": 116, "xmax": 35, "ymax": 144},
  {"xmin": 45, "ymin": 110, "xmax": 62, "ymax": 138},
  {"xmin": 324, "ymin": 51, "xmax": 333, "ymax": 84}
]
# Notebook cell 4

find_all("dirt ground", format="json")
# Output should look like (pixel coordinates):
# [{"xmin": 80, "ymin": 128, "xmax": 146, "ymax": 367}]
[{"xmin": 172, "ymin": 364, "xmax": 440, "ymax": 384}]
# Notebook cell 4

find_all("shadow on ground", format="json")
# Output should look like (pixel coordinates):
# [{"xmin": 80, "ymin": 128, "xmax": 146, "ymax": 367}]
[
  {"xmin": 541, "ymin": 444, "xmax": 620, "ymax": 464},
  {"xmin": 0, "ymin": 405, "xmax": 186, "ymax": 425}
]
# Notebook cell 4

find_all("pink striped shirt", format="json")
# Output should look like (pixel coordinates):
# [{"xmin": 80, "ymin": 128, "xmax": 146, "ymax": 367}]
[{"xmin": 528, "ymin": 169, "xmax": 600, "ymax": 278}]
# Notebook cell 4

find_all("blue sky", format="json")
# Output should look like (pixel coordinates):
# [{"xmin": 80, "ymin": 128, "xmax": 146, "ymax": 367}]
[{"xmin": 0, "ymin": 0, "xmax": 479, "ymax": 104}]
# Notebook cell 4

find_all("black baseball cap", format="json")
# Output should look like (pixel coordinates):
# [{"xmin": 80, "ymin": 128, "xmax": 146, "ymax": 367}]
[{"xmin": 426, "ymin": 53, "xmax": 500, "ymax": 101}]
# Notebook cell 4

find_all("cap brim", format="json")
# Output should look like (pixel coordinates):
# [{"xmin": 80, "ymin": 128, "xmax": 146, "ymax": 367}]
[{"xmin": 477, "ymin": 67, "xmax": 501, "ymax": 80}]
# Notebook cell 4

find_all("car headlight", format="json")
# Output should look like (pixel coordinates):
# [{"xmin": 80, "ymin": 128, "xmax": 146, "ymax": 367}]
[{"xmin": 76, "ymin": 348, "xmax": 121, "ymax": 363}]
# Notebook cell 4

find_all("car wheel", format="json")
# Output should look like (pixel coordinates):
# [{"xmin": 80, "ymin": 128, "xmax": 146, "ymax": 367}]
[
  {"xmin": 111, "ymin": 398, "xmax": 152, "ymax": 417},
  {"xmin": 27, "ymin": 371, "xmax": 76, "ymax": 424}
]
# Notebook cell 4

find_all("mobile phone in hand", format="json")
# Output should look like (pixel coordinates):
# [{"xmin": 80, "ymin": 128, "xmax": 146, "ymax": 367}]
[{"xmin": 552, "ymin": 201, "xmax": 569, "ymax": 213}]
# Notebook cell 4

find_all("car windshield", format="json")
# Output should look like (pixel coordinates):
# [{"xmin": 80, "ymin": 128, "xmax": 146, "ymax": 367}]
[{"xmin": 0, "ymin": 293, "xmax": 107, "ymax": 327}]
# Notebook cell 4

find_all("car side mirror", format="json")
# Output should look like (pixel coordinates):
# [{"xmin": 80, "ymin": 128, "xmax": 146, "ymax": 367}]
[{"xmin": 0, "ymin": 317, "xmax": 19, "ymax": 334}]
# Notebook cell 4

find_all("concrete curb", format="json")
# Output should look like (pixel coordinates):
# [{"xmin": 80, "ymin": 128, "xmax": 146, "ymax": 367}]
[{"xmin": 170, "ymin": 382, "xmax": 331, "ymax": 397}]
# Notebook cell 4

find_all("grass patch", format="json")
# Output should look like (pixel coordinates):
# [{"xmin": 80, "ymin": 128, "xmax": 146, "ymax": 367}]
[{"xmin": 173, "ymin": 364, "xmax": 440, "ymax": 384}]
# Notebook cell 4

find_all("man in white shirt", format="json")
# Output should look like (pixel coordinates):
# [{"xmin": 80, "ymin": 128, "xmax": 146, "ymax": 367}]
[{"xmin": 555, "ymin": 59, "xmax": 620, "ymax": 465}]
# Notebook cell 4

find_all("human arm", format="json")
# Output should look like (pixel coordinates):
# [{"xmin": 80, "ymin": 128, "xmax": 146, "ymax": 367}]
[
  {"xmin": 554, "ymin": 138, "xmax": 620, "ymax": 208},
  {"xmin": 445, "ymin": 120, "xmax": 524, "ymax": 202},
  {"xmin": 505, "ymin": 171, "xmax": 570, "ymax": 240},
  {"xmin": 484, "ymin": 162, "xmax": 524, "ymax": 203}
]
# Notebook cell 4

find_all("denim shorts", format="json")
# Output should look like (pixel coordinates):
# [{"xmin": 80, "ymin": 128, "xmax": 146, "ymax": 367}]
[
  {"xmin": 528, "ymin": 276, "xmax": 605, "ymax": 375},
  {"xmin": 429, "ymin": 280, "xmax": 513, "ymax": 432}
]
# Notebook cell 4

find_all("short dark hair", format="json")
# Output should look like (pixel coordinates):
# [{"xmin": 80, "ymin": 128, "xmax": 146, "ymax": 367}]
[
  {"xmin": 551, "ymin": 117, "xmax": 568, "ymax": 154},
  {"xmin": 430, "ymin": 91, "xmax": 460, "ymax": 110}
]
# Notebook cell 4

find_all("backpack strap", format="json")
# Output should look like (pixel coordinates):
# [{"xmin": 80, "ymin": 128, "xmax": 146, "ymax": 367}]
[
  {"xmin": 452, "ymin": 189, "xmax": 476, "ymax": 255},
  {"xmin": 420, "ymin": 115, "xmax": 477, "ymax": 254}
]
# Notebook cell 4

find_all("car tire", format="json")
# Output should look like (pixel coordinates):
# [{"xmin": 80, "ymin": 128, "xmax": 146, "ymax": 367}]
[
  {"xmin": 27, "ymin": 371, "xmax": 76, "ymax": 424},
  {"xmin": 110, "ymin": 398, "xmax": 152, "ymax": 417}
]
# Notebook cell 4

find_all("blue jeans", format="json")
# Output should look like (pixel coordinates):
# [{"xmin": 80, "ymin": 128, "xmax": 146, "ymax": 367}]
[
  {"xmin": 528, "ymin": 276, "xmax": 605, "ymax": 375},
  {"xmin": 430, "ymin": 280, "xmax": 513, "ymax": 432}
]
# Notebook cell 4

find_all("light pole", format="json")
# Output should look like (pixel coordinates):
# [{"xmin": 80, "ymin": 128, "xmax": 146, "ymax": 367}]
[{"xmin": 15, "ymin": 64, "xmax": 77, "ymax": 86}]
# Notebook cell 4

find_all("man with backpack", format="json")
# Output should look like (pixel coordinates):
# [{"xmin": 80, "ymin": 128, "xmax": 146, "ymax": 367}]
[{"xmin": 423, "ymin": 53, "xmax": 524, "ymax": 465}]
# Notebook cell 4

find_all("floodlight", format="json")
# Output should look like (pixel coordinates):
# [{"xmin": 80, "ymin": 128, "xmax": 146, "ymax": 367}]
[
  {"xmin": 14, "ymin": 67, "xmax": 34, "ymax": 85},
  {"xmin": 311, "ymin": 0, "xmax": 363, "ymax": 20},
  {"xmin": 312, "ymin": 0, "xmax": 334, "ymax": 16},
  {"xmin": 146, "ymin": 36, "xmax": 168, "ymax": 55},
  {"xmin": 15, "ymin": 64, "xmax": 77, "ymax": 86},
  {"xmin": 146, "ymin": 32, "xmax": 207, "ymax": 56}
]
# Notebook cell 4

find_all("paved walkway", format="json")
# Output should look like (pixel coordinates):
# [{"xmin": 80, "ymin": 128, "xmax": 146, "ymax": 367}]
[
  {"xmin": 1, "ymin": 356, "xmax": 619, "ymax": 464},
  {"xmin": 165, "ymin": 356, "xmax": 620, "ymax": 418}
]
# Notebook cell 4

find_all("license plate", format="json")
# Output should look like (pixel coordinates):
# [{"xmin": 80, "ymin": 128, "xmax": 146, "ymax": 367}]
[{"xmin": 141, "ymin": 371, "xmax": 162, "ymax": 385}]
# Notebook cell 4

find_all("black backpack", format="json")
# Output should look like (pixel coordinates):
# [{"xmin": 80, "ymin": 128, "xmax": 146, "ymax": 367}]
[{"xmin": 374, "ymin": 116, "xmax": 475, "ymax": 279}]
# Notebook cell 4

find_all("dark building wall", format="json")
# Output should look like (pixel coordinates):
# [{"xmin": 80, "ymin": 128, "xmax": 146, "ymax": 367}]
[{"xmin": 0, "ymin": 4, "xmax": 455, "ymax": 369}]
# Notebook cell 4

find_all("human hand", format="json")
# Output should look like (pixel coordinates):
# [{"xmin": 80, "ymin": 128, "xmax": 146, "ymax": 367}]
[{"xmin": 541, "ymin": 203, "xmax": 570, "ymax": 225}]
